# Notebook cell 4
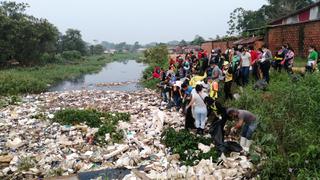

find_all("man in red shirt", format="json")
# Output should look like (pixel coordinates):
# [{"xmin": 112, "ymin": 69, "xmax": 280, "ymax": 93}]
[{"xmin": 249, "ymin": 46, "xmax": 259, "ymax": 81}]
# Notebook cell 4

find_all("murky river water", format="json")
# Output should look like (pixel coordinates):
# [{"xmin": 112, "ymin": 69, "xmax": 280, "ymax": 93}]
[{"xmin": 49, "ymin": 60, "xmax": 147, "ymax": 92}]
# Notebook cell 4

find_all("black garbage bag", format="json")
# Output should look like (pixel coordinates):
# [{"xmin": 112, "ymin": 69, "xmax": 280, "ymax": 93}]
[
  {"xmin": 209, "ymin": 115, "xmax": 243, "ymax": 155},
  {"xmin": 185, "ymin": 106, "xmax": 195, "ymax": 130},
  {"xmin": 253, "ymin": 80, "xmax": 268, "ymax": 91}
]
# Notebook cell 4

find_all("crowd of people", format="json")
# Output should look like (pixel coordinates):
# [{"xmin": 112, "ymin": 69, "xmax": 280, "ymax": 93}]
[{"xmin": 151, "ymin": 44, "xmax": 318, "ymax": 153}]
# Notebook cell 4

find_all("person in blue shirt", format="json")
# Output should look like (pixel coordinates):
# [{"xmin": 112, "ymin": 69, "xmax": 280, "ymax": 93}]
[{"xmin": 182, "ymin": 83, "xmax": 193, "ymax": 98}]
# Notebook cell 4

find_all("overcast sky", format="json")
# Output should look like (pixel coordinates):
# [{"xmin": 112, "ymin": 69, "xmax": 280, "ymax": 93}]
[{"xmin": 12, "ymin": 0, "xmax": 266, "ymax": 44}]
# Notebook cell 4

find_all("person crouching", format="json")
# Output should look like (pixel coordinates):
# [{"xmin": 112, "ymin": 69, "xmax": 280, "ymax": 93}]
[{"xmin": 227, "ymin": 108, "xmax": 258, "ymax": 152}]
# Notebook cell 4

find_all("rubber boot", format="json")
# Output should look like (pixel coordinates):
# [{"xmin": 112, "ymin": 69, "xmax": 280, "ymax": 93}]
[
  {"xmin": 245, "ymin": 139, "xmax": 252, "ymax": 152},
  {"xmin": 240, "ymin": 137, "xmax": 246, "ymax": 149}
]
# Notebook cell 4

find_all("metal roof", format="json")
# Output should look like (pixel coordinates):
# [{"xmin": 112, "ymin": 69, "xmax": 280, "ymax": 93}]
[{"xmin": 269, "ymin": 1, "xmax": 320, "ymax": 25}]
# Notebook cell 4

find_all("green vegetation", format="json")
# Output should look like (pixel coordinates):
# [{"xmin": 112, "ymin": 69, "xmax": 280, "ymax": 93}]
[
  {"xmin": 0, "ymin": 2, "xmax": 99, "ymax": 66},
  {"xmin": 54, "ymin": 109, "xmax": 130, "ymax": 143},
  {"xmin": 161, "ymin": 128, "xmax": 218, "ymax": 166},
  {"xmin": 18, "ymin": 156, "xmax": 36, "ymax": 171},
  {"xmin": 294, "ymin": 57, "xmax": 307, "ymax": 68},
  {"xmin": 227, "ymin": 72, "xmax": 320, "ymax": 179},
  {"xmin": 0, "ymin": 95, "xmax": 21, "ymax": 108},
  {"xmin": 141, "ymin": 44, "xmax": 169, "ymax": 89},
  {"xmin": 46, "ymin": 167, "xmax": 64, "ymax": 177},
  {"xmin": 228, "ymin": 0, "xmax": 314, "ymax": 35}
]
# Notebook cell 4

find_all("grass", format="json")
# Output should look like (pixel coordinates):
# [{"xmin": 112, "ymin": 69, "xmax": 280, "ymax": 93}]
[
  {"xmin": 0, "ymin": 53, "xmax": 141, "ymax": 95},
  {"xmin": 293, "ymin": 57, "xmax": 307, "ymax": 68},
  {"xmin": 53, "ymin": 109, "xmax": 130, "ymax": 143},
  {"xmin": 226, "ymin": 72, "xmax": 320, "ymax": 179},
  {"xmin": 18, "ymin": 156, "xmax": 36, "ymax": 171}
]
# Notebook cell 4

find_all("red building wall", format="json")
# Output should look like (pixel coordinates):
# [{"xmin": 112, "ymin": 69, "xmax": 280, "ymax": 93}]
[
  {"xmin": 268, "ymin": 20, "xmax": 320, "ymax": 57},
  {"xmin": 201, "ymin": 40, "xmax": 236, "ymax": 54}
]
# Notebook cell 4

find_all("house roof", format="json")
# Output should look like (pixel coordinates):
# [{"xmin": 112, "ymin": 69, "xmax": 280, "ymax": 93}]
[
  {"xmin": 269, "ymin": 1, "xmax": 320, "ymax": 25},
  {"xmin": 233, "ymin": 36, "xmax": 264, "ymax": 45}
]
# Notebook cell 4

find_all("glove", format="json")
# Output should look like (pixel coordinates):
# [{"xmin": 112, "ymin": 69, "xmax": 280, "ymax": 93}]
[
  {"xmin": 184, "ymin": 107, "xmax": 189, "ymax": 114},
  {"xmin": 231, "ymin": 127, "xmax": 237, "ymax": 134}
]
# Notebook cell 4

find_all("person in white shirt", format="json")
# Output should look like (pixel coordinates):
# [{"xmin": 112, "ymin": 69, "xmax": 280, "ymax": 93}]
[
  {"xmin": 240, "ymin": 48, "xmax": 251, "ymax": 86},
  {"xmin": 186, "ymin": 85, "xmax": 208, "ymax": 135}
]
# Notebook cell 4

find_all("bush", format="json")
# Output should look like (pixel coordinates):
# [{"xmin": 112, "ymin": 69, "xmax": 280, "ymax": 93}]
[
  {"xmin": 39, "ymin": 53, "xmax": 55, "ymax": 64},
  {"xmin": 143, "ymin": 44, "xmax": 168, "ymax": 65},
  {"xmin": 61, "ymin": 50, "xmax": 82, "ymax": 61},
  {"xmin": 227, "ymin": 72, "xmax": 320, "ymax": 179},
  {"xmin": 161, "ymin": 128, "xmax": 218, "ymax": 166},
  {"xmin": 141, "ymin": 45, "xmax": 169, "ymax": 89},
  {"xmin": 53, "ymin": 109, "xmax": 130, "ymax": 143}
]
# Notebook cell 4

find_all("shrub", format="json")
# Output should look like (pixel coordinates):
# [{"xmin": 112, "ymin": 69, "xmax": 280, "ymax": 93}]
[
  {"xmin": 141, "ymin": 45, "xmax": 169, "ymax": 89},
  {"xmin": 161, "ymin": 128, "xmax": 218, "ymax": 166},
  {"xmin": 18, "ymin": 157, "xmax": 36, "ymax": 171},
  {"xmin": 61, "ymin": 50, "xmax": 82, "ymax": 61},
  {"xmin": 53, "ymin": 109, "xmax": 130, "ymax": 143},
  {"xmin": 143, "ymin": 44, "xmax": 168, "ymax": 65}
]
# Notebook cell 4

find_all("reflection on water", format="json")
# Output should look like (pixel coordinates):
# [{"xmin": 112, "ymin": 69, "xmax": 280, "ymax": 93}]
[{"xmin": 49, "ymin": 60, "xmax": 147, "ymax": 92}]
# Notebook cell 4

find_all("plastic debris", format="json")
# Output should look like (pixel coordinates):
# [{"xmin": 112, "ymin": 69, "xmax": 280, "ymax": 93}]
[{"xmin": 0, "ymin": 89, "xmax": 258, "ymax": 179}]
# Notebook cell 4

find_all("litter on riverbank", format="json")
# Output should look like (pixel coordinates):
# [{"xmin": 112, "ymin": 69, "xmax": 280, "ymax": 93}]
[{"xmin": 0, "ymin": 89, "xmax": 257, "ymax": 179}]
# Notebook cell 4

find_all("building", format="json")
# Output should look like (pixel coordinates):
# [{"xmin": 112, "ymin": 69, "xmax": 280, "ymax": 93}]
[
  {"xmin": 267, "ymin": 1, "xmax": 320, "ymax": 57},
  {"xmin": 201, "ymin": 37, "xmax": 263, "ymax": 54},
  {"xmin": 201, "ymin": 39, "xmax": 237, "ymax": 54},
  {"xmin": 233, "ymin": 36, "xmax": 264, "ymax": 50}
]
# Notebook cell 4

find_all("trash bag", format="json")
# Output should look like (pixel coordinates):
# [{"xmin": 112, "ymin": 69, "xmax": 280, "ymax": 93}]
[
  {"xmin": 224, "ymin": 141, "xmax": 243, "ymax": 152},
  {"xmin": 290, "ymin": 74, "xmax": 302, "ymax": 83},
  {"xmin": 209, "ymin": 112, "xmax": 243, "ymax": 155},
  {"xmin": 253, "ymin": 80, "xmax": 268, "ymax": 91},
  {"xmin": 185, "ymin": 106, "xmax": 195, "ymax": 130}
]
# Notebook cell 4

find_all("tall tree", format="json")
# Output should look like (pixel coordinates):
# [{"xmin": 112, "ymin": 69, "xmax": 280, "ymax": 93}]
[
  {"xmin": 60, "ymin": 29, "xmax": 87, "ymax": 55},
  {"xmin": 190, "ymin": 35, "xmax": 205, "ymax": 46},
  {"xmin": 0, "ymin": 1, "xmax": 59, "ymax": 64},
  {"xmin": 179, "ymin": 40, "xmax": 188, "ymax": 46},
  {"xmin": 227, "ymin": 0, "xmax": 315, "ymax": 35}
]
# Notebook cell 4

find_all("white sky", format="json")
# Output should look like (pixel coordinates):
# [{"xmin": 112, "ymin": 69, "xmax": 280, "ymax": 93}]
[{"xmin": 11, "ymin": 0, "xmax": 266, "ymax": 44}]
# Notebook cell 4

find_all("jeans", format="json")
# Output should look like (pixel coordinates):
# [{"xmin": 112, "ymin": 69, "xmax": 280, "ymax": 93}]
[
  {"xmin": 161, "ymin": 87, "xmax": 170, "ymax": 102},
  {"xmin": 261, "ymin": 61, "xmax": 270, "ymax": 83},
  {"xmin": 241, "ymin": 121, "xmax": 258, "ymax": 140},
  {"xmin": 252, "ymin": 63, "xmax": 259, "ymax": 80},
  {"xmin": 274, "ymin": 60, "xmax": 282, "ymax": 72},
  {"xmin": 224, "ymin": 81, "xmax": 233, "ymax": 100},
  {"xmin": 241, "ymin": 67, "xmax": 250, "ymax": 86},
  {"xmin": 194, "ymin": 106, "xmax": 208, "ymax": 129},
  {"xmin": 172, "ymin": 96, "xmax": 181, "ymax": 109}
]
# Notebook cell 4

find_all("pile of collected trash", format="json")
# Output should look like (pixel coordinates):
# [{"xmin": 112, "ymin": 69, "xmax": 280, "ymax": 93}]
[
  {"xmin": 96, "ymin": 80, "xmax": 139, "ymax": 87},
  {"xmin": 0, "ymin": 89, "xmax": 257, "ymax": 179}
]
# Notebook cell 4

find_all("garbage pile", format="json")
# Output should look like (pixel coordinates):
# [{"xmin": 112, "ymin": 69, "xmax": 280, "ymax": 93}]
[
  {"xmin": 0, "ymin": 89, "xmax": 257, "ymax": 179},
  {"xmin": 96, "ymin": 81, "xmax": 139, "ymax": 87}
]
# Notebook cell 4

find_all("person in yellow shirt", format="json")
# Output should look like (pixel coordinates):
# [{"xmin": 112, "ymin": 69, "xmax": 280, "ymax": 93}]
[
  {"xmin": 223, "ymin": 61, "xmax": 233, "ymax": 100},
  {"xmin": 208, "ymin": 77, "xmax": 219, "ymax": 99},
  {"xmin": 189, "ymin": 71, "xmax": 207, "ymax": 87}
]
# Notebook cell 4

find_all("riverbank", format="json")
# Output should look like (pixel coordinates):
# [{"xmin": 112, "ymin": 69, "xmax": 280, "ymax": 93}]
[
  {"xmin": 226, "ymin": 72, "xmax": 320, "ymax": 178},
  {"xmin": 0, "ymin": 53, "xmax": 142, "ymax": 95}
]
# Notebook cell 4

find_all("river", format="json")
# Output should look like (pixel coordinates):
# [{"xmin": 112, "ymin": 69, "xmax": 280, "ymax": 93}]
[{"xmin": 49, "ymin": 60, "xmax": 147, "ymax": 92}]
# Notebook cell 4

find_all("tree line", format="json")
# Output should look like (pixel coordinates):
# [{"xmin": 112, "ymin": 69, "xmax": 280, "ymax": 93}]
[
  {"xmin": 228, "ymin": 0, "xmax": 315, "ymax": 36},
  {"xmin": 0, "ymin": 1, "xmax": 106, "ymax": 66}
]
